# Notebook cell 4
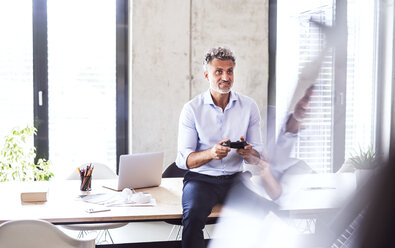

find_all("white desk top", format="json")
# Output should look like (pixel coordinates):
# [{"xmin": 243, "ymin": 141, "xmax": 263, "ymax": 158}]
[
  {"xmin": 0, "ymin": 178, "xmax": 221, "ymax": 224},
  {"xmin": 0, "ymin": 173, "xmax": 356, "ymax": 224},
  {"xmin": 277, "ymin": 172, "xmax": 356, "ymax": 215},
  {"xmin": 245, "ymin": 172, "xmax": 356, "ymax": 216}
]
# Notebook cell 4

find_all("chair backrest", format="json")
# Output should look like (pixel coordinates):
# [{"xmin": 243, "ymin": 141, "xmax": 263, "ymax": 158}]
[
  {"xmin": 0, "ymin": 219, "xmax": 95, "ymax": 248},
  {"xmin": 67, "ymin": 162, "xmax": 117, "ymax": 180},
  {"xmin": 162, "ymin": 162, "xmax": 187, "ymax": 178}
]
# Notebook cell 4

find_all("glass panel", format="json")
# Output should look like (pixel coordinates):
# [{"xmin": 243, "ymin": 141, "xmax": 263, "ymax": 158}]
[
  {"xmin": 277, "ymin": 0, "xmax": 377, "ymax": 172},
  {"xmin": 277, "ymin": 0, "xmax": 335, "ymax": 173},
  {"xmin": 47, "ymin": 0, "xmax": 116, "ymax": 178},
  {"xmin": 344, "ymin": 0, "xmax": 376, "ymax": 160},
  {"xmin": 0, "ymin": 1, "xmax": 34, "ymax": 140}
]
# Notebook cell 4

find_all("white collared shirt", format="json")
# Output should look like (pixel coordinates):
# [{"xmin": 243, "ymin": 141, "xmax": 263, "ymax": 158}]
[{"xmin": 176, "ymin": 90, "xmax": 264, "ymax": 176}]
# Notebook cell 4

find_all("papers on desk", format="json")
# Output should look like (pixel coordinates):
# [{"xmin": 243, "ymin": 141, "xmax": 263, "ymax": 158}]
[{"xmin": 79, "ymin": 192, "xmax": 156, "ymax": 207}]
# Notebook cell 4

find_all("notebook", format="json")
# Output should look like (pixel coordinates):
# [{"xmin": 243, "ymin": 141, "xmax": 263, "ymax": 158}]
[{"xmin": 104, "ymin": 152, "xmax": 164, "ymax": 191}]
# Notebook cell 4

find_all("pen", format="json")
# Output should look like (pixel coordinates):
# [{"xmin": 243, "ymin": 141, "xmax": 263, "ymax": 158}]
[
  {"xmin": 304, "ymin": 186, "xmax": 336, "ymax": 190},
  {"xmin": 86, "ymin": 208, "xmax": 111, "ymax": 213}
]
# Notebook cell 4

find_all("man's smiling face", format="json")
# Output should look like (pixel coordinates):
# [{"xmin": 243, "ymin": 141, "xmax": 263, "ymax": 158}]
[{"xmin": 205, "ymin": 58, "xmax": 234, "ymax": 95}]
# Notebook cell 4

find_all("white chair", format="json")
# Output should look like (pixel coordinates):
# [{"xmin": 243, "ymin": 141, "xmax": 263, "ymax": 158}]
[
  {"xmin": 62, "ymin": 162, "xmax": 127, "ymax": 244},
  {"xmin": 0, "ymin": 219, "xmax": 95, "ymax": 248}
]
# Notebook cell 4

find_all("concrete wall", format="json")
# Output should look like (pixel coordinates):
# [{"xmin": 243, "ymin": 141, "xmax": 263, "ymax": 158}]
[{"xmin": 131, "ymin": 0, "xmax": 269, "ymax": 168}]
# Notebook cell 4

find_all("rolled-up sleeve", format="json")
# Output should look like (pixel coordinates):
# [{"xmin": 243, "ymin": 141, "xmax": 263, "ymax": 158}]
[{"xmin": 176, "ymin": 104, "xmax": 197, "ymax": 170}]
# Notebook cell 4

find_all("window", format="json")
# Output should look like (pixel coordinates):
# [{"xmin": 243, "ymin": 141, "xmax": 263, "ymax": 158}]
[
  {"xmin": 344, "ymin": 0, "xmax": 377, "ymax": 161},
  {"xmin": 0, "ymin": 0, "xmax": 128, "ymax": 178},
  {"xmin": 47, "ymin": 0, "xmax": 117, "ymax": 177},
  {"xmin": 275, "ymin": 0, "xmax": 378, "ymax": 172},
  {"xmin": 0, "ymin": 1, "xmax": 34, "ymax": 143}
]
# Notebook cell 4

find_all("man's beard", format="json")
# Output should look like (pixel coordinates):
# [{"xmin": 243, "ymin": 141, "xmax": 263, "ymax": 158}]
[{"xmin": 210, "ymin": 81, "xmax": 232, "ymax": 94}]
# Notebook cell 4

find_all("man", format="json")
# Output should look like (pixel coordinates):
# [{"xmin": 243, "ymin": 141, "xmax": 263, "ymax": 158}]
[{"xmin": 176, "ymin": 47, "xmax": 282, "ymax": 248}]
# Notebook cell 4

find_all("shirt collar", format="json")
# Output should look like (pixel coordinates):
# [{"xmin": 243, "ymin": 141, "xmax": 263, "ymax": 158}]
[
  {"xmin": 203, "ymin": 89, "xmax": 238, "ymax": 106},
  {"xmin": 203, "ymin": 90, "xmax": 213, "ymax": 105}
]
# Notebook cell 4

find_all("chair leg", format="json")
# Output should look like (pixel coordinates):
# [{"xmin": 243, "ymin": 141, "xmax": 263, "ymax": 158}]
[
  {"xmin": 72, "ymin": 228, "xmax": 115, "ymax": 245},
  {"xmin": 106, "ymin": 229, "xmax": 115, "ymax": 244},
  {"xmin": 175, "ymin": 225, "xmax": 182, "ymax": 240},
  {"xmin": 204, "ymin": 227, "xmax": 210, "ymax": 239},
  {"xmin": 77, "ymin": 230, "xmax": 89, "ymax": 239},
  {"xmin": 96, "ymin": 230, "xmax": 105, "ymax": 244},
  {"xmin": 77, "ymin": 231, "xmax": 84, "ymax": 239},
  {"xmin": 96, "ymin": 229, "xmax": 115, "ymax": 244},
  {"xmin": 167, "ymin": 224, "xmax": 183, "ymax": 240},
  {"xmin": 167, "ymin": 225, "xmax": 177, "ymax": 240}
]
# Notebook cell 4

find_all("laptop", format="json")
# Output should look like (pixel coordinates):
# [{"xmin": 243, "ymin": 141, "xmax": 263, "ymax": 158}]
[{"xmin": 104, "ymin": 152, "xmax": 164, "ymax": 191}]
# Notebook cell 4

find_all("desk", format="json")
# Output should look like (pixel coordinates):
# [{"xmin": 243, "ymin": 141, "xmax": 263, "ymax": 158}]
[
  {"xmin": 0, "ymin": 173, "xmax": 356, "ymax": 223},
  {"xmin": 244, "ymin": 172, "xmax": 356, "ymax": 219},
  {"xmin": 0, "ymin": 174, "xmax": 356, "ymax": 247},
  {"xmin": 277, "ymin": 172, "xmax": 356, "ymax": 217},
  {"xmin": 0, "ymin": 178, "xmax": 221, "ymax": 225}
]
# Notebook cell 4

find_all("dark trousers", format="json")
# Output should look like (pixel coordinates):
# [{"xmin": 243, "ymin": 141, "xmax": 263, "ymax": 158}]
[{"xmin": 181, "ymin": 171, "xmax": 241, "ymax": 248}]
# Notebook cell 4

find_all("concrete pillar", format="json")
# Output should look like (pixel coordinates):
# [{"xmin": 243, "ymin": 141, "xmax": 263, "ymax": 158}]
[{"xmin": 131, "ymin": 0, "xmax": 268, "ymax": 168}]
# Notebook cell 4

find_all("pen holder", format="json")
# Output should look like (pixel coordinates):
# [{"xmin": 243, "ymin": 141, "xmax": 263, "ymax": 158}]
[
  {"xmin": 80, "ymin": 175, "xmax": 92, "ymax": 191},
  {"xmin": 78, "ymin": 165, "xmax": 94, "ymax": 191}
]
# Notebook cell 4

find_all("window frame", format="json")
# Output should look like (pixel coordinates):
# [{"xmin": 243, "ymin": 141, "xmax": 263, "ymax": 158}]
[
  {"xmin": 32, "ymin": 0, "xmax": 129, "ymax": 173},
  {"xmin": 269, "ymin": 0, "xmax": 381, "ymax": 172},
  {"xmin": 331, "ymin": 0, "xmax": 348, "ymax": 172}
]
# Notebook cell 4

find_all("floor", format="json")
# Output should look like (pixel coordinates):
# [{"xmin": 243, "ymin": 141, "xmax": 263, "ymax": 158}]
[
  {"xmin": 59, "ymin": 217, "xmax": 319, "ymax": 246},
  {"xmin": 60, "ymin": 222, "xmax": 216, "ymax": 245}
]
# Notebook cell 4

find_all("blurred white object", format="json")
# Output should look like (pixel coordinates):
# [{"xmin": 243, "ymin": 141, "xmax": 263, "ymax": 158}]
[{"xmin": 209, "ymin": 211, "xmax": 299, "ymax": 248}]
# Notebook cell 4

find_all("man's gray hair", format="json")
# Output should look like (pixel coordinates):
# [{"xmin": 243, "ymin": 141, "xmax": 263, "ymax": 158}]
[{"xmin": 203, "ymin": 47, "xmax": 236, "ymax": 71}]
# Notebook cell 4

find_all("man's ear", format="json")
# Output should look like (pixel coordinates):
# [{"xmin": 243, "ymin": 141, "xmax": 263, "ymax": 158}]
[{"xmin": 204, "ymin": 71, "xmax": 209, "ymax": 80}]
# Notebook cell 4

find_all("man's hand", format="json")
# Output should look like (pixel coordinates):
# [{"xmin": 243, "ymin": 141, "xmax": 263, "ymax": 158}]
[
  {"xmin": 210, "ymin": 139, "xmax": 231, "ymax": 159},
  {"xmin": 286, "ymin": 86, "xmax": 314, "ymax": 133},
  {"xmin": 186, "ymin": 139, "xmax": 232, "ymax": 169},
  {"xmin": 293, "ymin": 86, "xmax": 313, "ymax": 121},
  {"xmin": 236, "ymin": 136, "xmax": 260, "ymax": 164}
]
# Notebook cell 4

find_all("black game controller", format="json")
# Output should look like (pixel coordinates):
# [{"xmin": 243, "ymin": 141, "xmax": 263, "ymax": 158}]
[{"xmin": 222, "ymin": 140, "xmax": 248, "ymax": 149}]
